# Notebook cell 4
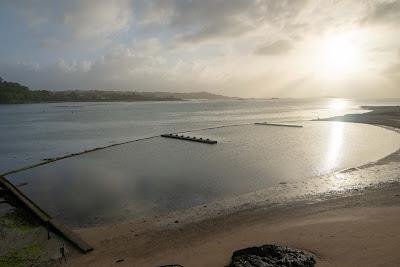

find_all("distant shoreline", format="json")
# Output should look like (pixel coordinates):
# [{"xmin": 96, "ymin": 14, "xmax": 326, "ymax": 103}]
[
  {"xmin": 319, "ymin": 105, "xmax": 400, "ymax": 129},
  {"xmin": 0, "ymin": 98, "xmax": 185, "ymax": 105},
  {"xmin": 0, "ymin": 78, "xmax": 237, "ymax": 104}
]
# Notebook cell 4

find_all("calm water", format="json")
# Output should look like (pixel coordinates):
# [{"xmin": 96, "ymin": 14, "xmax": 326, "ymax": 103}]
[
  {"xmin": 1, "ymin": 98, "xmax": 398, "ymax": 173},
  {"xmin": 7, "ymin": 121, "xmax": 400, "ymax": 228},
  {"xmin": 2, "ymin": 98, "xmax": 400, "ymax": 228}
]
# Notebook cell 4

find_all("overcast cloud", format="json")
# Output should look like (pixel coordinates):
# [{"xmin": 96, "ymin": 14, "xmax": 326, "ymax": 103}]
[{"xmin": 0, "ymin": 0, "xmax": 399, "ymax": 98}]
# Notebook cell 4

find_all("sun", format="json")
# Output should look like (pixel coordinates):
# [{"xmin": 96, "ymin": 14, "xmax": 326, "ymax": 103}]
[{"xmin": 314, "ymin": 32, "xmax": 363, "ymax": 80}]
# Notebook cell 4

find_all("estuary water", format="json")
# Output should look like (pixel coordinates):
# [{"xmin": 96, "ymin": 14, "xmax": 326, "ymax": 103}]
[
  {"xmin": 2, "ymin": 98, "xmax": 400, "ymax": 228},
  {"xmin": 1, "ymin": 98, "xmax": 398, "ymax": 173}
]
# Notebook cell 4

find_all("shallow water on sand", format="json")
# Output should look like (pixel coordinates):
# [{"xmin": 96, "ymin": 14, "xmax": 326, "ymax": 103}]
[{"xmin": 6, "ymin": 121, "xmax": 400, "ymax": 228}]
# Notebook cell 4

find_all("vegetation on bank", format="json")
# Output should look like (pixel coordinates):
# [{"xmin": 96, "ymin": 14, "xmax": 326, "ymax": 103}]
[
  {"xmin": 0, "ymin": 186, "xmax": 66, "ymax": 266},
  {"xmin": 0, "ymin": 244, "xmax": 42, "ymax": 267},
  {"xmin": 0, "ymin": 77, "xmax": 181, "ymax": 104},
  {"xmin": 0, "ymin": 77, "xmax": 234, "ymax": 104}
]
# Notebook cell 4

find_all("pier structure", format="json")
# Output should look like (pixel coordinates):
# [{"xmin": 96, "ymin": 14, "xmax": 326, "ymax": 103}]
[
  {"xmin": 161, "ymin": 133, "xmax": 217, "ymax": 144},
  {"xmin": 255, "ymin": 122, "xmax": 303, "ymax": 128},
  {"xmin": 0, "ymin": 176, "xmax": 93, "ymax": 253}
]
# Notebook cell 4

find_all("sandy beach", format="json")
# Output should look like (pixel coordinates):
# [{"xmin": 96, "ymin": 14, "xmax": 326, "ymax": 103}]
[
  {"xmin": 55, "ymin": 106, "xmax": 400, "ymax": 267},
  {"xmin": 61, "ymin": 182, "xmax": 399, "ymax": 267}
]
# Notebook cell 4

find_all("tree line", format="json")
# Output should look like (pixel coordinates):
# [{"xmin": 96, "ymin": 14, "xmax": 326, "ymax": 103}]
[{"xmin": 0, "ymin": 77, "xmax": 180, "ymax": 104}]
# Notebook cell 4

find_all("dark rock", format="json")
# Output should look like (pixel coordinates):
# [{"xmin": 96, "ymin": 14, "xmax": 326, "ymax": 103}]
[
  {"xmin": 116, "ymin": 259, "xmax": 124, "ymax": 263},
  {"xmin": 228, "ymin": 244, "xmax": 315, "ymax": 267}
]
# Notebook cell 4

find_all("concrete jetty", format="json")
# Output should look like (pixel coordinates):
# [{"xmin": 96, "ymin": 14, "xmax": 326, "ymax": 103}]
[
  {"xmin": 255, "ymin": 122, "xmax": 303, "ymax": 128},
  {"xmin": 161, "ymin": 133, "xmax": 217, "ymax": 144},
  {"xmin": 0, "ymin": 175, "xmax": 93, "ymax": 253}
]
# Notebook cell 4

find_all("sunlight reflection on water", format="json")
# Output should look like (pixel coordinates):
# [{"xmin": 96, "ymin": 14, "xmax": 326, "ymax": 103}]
[
  {"xmin": 328, "ymin": 98, "xmax": 349, "ymax": 111},
  {"xmin": 325, "ymin": 121, "xmax": 345, "ymax": 171},
  {"xmin": 6, "ymin": 121, "xmax": 400, "ymax": 228}
]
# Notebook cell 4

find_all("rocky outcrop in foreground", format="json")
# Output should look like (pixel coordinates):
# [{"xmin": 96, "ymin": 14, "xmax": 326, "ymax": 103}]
[{"xmin": 228, "ymin": 244, "xmax": 316, "ymax": 267}]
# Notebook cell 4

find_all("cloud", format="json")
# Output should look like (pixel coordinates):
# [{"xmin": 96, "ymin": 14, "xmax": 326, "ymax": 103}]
[
  {"xmin": 0, "ymin": 0, "xmax": 399, "ymax": 98},
  {"xmin": 383, "ymin": 49, "xmax": 400, "ymax": 86},
  {"xmin": 363, "ymin": 0, "xmax": 400, "ymax": 25},
  {"xmin": 0, "ymin": 41, "xmax": 181, "ymax": 91},
  {"xmin": 255, "ymin": 40, "xmax": 293, "ymax": 55},
  {"xmin": 142, "ymin": 0, "xmax": 309, "ymax": 44},
  {"xmin": 385, "ymin": 63, "xmax": 400, "ymax": 76},
  {"xmin": 63, "ymin": 0, "xmax": 133, "ymax": 40},
  {"xmin": 3, "ymin": 0, "xmax": 133, "ymax": 50},
  {"xmin": 0, "ymin": 40, "xmax": 279, "ymax": 96}
]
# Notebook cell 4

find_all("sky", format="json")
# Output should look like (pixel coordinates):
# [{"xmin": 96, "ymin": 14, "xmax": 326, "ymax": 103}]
[{"xmin": 0, "ymin": 0, "xmax": 399, "ymax": 98}]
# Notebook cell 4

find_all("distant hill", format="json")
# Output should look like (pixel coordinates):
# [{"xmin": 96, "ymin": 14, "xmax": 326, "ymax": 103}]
[
  {"xmin": 0, "ymin": 78, "xmax": 234, "ymax": 104},
  {"xmin": 148, "ymin": 91, "xmax": 236, "ymax": 100}
]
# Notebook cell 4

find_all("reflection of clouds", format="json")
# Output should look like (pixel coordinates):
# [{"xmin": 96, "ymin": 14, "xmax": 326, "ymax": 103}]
[
  {"xmin": 132, "ymin": 174, "xmax": 220, "ymax": 213},
  {"xmin": 325, "ymin": 121, "xmax": 344, "ymax": 171},
  {"xmin": 8, "ymin": 121, "xmax": 399, "ymax": 228}
]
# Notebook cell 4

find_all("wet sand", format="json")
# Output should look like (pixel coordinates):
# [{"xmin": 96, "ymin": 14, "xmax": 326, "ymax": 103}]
[
  {"xmin": 71, "ymin": 184, "xmax": 400, "ymax": 267},
  {"xmin": 321, "ymin": 105, "xmax": 400, "ymax": 128},
  {"xmin": 62, "ymin": 106, "xmax": 400, "ymax": 267}
]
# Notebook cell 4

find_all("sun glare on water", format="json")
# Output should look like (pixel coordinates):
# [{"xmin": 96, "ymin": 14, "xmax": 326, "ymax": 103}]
[{"xmin": 329, "ymin": 99, "xmax": 348, "ymax": 111}]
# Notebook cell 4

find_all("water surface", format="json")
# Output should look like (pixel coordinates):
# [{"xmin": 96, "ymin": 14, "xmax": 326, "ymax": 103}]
[
  {"xmin": 7, "ymin": 121, "xmax": 400, "ymax": 228},
  {"xmin": 3, "ymin": 98, "xmax": 396, "ymax": 173}
]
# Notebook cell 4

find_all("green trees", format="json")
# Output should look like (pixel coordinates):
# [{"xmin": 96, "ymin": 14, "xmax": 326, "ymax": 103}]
[
  {"xmin": 0, "ymin": 79, "xmax": 35, "ymax": 104},
  {"xmin": 0, "ymin": 78, "xmax": 182, "ymax": 104}
]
